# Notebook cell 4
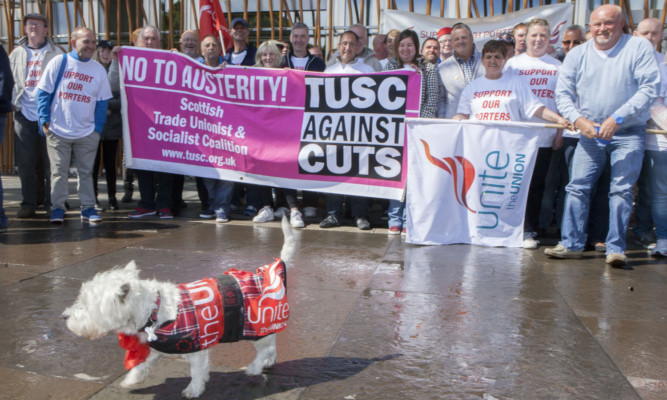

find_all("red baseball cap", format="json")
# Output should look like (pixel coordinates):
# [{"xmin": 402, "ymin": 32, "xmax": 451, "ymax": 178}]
[{"xmin": 437, "ymin": 27, "xmax": 452, "ymax": 38}]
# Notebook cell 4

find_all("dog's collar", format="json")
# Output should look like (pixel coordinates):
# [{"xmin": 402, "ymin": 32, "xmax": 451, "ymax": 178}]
[{"xmin": 140, "ymin": 293, "xmax": 161, "ymax": 334}]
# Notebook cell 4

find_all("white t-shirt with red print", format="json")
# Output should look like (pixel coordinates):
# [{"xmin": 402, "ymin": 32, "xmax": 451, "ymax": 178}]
[
  {"xmin": 505, "ymin": 53, "xmax": 561, "ymax": 147},
  {"xmin": 37, "ymin": 55, "xmax": 112, "ymax": 139},
  {"xmin": 457, "ymin": 73, "xmax": 544, "ymax": 128},
  {"xmin": 20, "ymin": 46, "xmax": 49, "ymax": 121}
]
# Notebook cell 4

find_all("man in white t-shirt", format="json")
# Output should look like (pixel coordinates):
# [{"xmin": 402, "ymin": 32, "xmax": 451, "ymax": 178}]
[
  {"xmin": 37, "ymin": 27, "xmax": 112, "ymax": 223},
  {"xmin": 631, "ymin": 17, "xmax": 667, "ymax": 252},
  {"xmin": 319, "ymin": 31, "xmax": 374, "ymax": 231},
  {"xmin": 9, "ymin": 13, "xmax": 63, "ymax": 218}
]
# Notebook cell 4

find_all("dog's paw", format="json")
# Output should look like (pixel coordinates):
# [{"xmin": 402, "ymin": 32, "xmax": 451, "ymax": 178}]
[
  {"xmin": 120, "ymin": 374, "xmax": 139, "ymax": 388},
  {"xmin": 182, "ymin": 381, "xmax": 205, "ymax": 398},
  {"xmin": 245, "ymin": 361, "xmax": 264, "ymax": 376}
]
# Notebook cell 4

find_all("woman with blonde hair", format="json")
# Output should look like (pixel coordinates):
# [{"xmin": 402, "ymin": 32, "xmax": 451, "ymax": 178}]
[
  {"xmin": 254, "ymin": 40, "xmax": 284, "ymax": 68},
  {"xmin": 249, "ymin": 40, "xmax": 306, "ymax": 227}
]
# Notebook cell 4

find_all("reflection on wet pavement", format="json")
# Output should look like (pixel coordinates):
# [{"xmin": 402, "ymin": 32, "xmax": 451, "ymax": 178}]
[{"xmin": 1, "ymin": 180, "xmax": 666, "ymax": 399}]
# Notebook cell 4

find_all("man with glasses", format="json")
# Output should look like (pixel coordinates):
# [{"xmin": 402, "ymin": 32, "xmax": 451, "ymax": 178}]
[
  {"xmin": 9, "ymin": 13, "xmax": 63, "ymax": 219},
  {"xmin": 560, "ymin": 25, "xmax": 586, "ymax": 59},
  {"xmin": 437, "ymin": 27, "xmax": 453, "ymax": 62}
]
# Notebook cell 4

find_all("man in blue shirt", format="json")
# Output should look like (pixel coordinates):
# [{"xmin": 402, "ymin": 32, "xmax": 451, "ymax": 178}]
[{"xmin": 545, "ymin": 5, "xmax": 660, "ymax": 267}]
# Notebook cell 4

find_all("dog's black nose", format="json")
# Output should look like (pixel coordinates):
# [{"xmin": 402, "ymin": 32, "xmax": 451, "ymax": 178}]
[{"xmin": 62, "ymin": 314, "xmax": 69, "ymax": 321}]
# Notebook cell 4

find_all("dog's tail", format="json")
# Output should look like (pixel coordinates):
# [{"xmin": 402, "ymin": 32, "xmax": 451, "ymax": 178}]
[{"xmin": 280, "ymin": 215, "xmax": 296, "ymax": 267}]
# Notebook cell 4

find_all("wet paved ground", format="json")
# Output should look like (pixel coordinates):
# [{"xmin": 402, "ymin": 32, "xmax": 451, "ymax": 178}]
[{"xmin": 0, "ymin": 175, "xmax": 666, "ymax": 400}]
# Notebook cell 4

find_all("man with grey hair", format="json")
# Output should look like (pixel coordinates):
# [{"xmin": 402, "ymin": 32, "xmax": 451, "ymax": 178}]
[
  {"xmin": 37, "ymin": 26, "xmax": 112, "ymax": 223},
  {"xmin": 327, "ymin": 23, "xmax": 383, "ymax": 71},
  {"xmin": 560, "ymin": 25, "xmax": 586, "ymax": 59},
  {"xmin": 436, "ymin": 22, "xmax": 485, "ymax": 119},
  {"xmin": 285, "ymin": 22, "xmax": 325, "ymax": 71},
  {"xmin": 10, "ymin": 13, "xmax": 63, "ymax": 218}
]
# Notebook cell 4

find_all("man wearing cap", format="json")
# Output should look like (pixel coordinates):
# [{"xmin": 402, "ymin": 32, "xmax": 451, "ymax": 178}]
[
  {"xmin": 9, "ymin": 13, "xmax": 63, "ymax": 218},
  {"xmin": 436, "ymin": 22, "xmax": 485, "ymax": 119},
  {"xmin": 37, "ymin": 26, "xmax": 112, "ymax": 224},
  {"xmin": 222, "ymin": 18, "xmax": 256, "ymax": 66},
  {"xmin": 437, "ymin": 27, "xmax": 453, "ymax": 62}
]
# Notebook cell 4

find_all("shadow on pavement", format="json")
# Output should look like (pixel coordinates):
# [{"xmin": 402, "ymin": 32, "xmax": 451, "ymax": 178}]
[{"xmin": 129, "ymin": 354, "xmax": 402, "ymax": 399}]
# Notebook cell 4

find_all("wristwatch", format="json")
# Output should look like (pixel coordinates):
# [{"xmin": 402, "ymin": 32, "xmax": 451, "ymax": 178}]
[{"xmin": 612, "ymin": 114, "xmax": 624, "ymax": 125}]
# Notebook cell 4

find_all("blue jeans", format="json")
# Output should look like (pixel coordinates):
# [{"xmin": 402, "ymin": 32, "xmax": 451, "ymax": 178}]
[
  {"xmin": 203, "ymin": 178, "xmax": 234, "ymax": 215},
  {"xmin": 0, "ymin": 114, "xmax": 7, "ymax": 229},
  {"xmin": 561, "ymin": 125, "xmax": 645, "ymax": 254},
  {"xmin": 646, "ymin": 150, "xmax": 667, "ymax": 239},
  {"xmin": 388, "ymin": 199, "xmax": 406, "ymax": 228},
  {"xmin": 632, "ymin": 152, "xmax": 653, "ymax": 237}
]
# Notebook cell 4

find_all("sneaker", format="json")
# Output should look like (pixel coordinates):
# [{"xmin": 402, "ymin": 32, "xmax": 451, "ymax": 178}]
[
  {"xmin": 651, "ymin": 239, "xmax": 667, "ymax": 258},
  {"xmin": 253, "ymin": 206, "xmax": 274, "ymax": 223},
  {"xmin": 109, "ymin": 197, "xmax": 119, "ymax": 210},
  {"xmin": 199, "ymin": 209, "xmax": 215, "ymax": 219},
  {"xmin": 522, "ymin": 237, "xmax": 540, "ymax": 249},
  {"xmin": 50, "ymin": 208, "xmax": 65, "ymax": 223},
  {"xmin": 244, "ymin": 205, "xmax": 258, "ymax": 217},
  {"xmin": 633, "ymin": 231, "xmax": 656, "ymax": 249},
  {"xmin": 16, "ymin": 206, "xmax": 36, "ymax": 218},
  {"xmin": 159, "ymin": 209, "xmax": 174, "ymax": 219},
  {"xmin": 388, "ymin": 226, "xmax": 401, "ymax": 235},
  {"xmin": 606, "ymin": 253, "xmax": 628, "ymax": 268},
  {"xmin": 304, "ymin": 206, "xmax": 318, "ymax": 218},
  {"xmin": 129, "ymin": 208, "xmax": 156, "ymax": 218},
  {"xmin": 544, "ymin": 243, "xmax": 583, "ymax": 259},
  {"xmin": 401, "ymin": 227, "xmax": 407, "ymax": 235},
  {"xmin": 356, "ymin": 217, "xmax": 371, "ymax": 230},
  {"xmin": 319, "ymin": 214, "xmax": 340, "ymax": 228},
  {"xmin": 216, "ymin": 211, "xmax": 229, "ymax": 223},
  {"xmin": 290, "ymin": 209, "xmax": 305, "ymax": 228},
  {"xmin": 273, "ymin": 207, "xmax": 289, "ymax": 219},
  {"xmin": 81, "ymin": 207, "xmax": 102, "ymax": 223},
  {"xmin": 94, "ymin": 201, "xmax": 105, "ymax": 212},
  {"xmin": 121, "ymin": 191, "xmax": 133, "ymax": 203},
  {"xmin": 594, "ymin": 242, "xmax": 606, "ymax": 252}
]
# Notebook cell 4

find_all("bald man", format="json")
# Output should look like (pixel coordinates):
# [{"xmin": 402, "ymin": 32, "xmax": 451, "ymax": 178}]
[
  {"xmin": 179, "ymin": 30, "xmax": 199, "ymax": 58},
  {"xmin": 547, "ymin": 5, "xmax": 661, "ymax": 267}
]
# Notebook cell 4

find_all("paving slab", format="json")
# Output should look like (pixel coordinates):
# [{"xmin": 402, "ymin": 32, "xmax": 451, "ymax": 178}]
[{"xmin": 0, "ymin": 175, "xmax": 665, "ymax": 399}]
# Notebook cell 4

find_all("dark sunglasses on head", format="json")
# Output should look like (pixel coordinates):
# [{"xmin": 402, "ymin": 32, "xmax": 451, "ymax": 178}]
[
  {"xmin": 562, "ymin": 40, "xmax": 583, "ymax": 45},
  {"xmin": 498, "ymin": 33, "xmax": 515, "ymax": 44}
]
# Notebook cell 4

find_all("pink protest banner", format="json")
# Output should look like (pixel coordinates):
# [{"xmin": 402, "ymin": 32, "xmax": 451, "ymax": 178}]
[{"xmin": 119, "ymin": 47, "xmax": 421, "ymax": 200}]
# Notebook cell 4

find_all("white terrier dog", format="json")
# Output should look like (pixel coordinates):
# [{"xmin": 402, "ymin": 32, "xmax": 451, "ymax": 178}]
[{"xmin": 63, "ymin": 217, "xmax": 295, "ymax": 398}]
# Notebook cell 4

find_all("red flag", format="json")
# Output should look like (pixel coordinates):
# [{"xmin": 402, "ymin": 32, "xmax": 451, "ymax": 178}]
[{"xmin": 199, "ymin": 0, "xmax": 232, "ymax": 53}]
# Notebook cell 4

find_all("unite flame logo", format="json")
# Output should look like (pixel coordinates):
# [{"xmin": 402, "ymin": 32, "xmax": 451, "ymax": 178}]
[
  {"xmin": 258, "ymin": 262, "xmax": 285, "ymax": 306},
  {"xmin": 421, "ymin": 139, "xmax": 477, "ymax": 213}
]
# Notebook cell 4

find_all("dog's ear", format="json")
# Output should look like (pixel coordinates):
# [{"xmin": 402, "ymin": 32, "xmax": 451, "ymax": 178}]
[
  {"xmin": 118, "ymin": 283, "xmax": 131, "ymax": 303},
  {"xmin": 124, "ymin": 260, "xmax": 138, "ymax": 271}
]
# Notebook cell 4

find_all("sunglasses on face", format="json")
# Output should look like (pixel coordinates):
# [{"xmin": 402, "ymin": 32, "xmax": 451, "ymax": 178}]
[{"xmin": 562, "ymin": 40, "xmax": 583, "ymax": 45}]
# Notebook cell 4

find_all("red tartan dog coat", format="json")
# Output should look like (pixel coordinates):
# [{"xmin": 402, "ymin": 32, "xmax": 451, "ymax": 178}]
[{"xmin": 119, "ymin": 259, "xmax": 288, "ymax": 368}]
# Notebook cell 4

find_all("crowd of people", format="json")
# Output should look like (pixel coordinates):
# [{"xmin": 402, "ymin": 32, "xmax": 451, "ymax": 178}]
[{"xmin": 0, "ymin": 4, "xmax": 665, "ymax": 268}]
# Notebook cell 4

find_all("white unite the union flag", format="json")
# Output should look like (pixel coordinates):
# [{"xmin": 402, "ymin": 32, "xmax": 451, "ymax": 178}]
[{"xmin": 406, "ymin": 120, "xmax": 541, "ymax": 247}]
